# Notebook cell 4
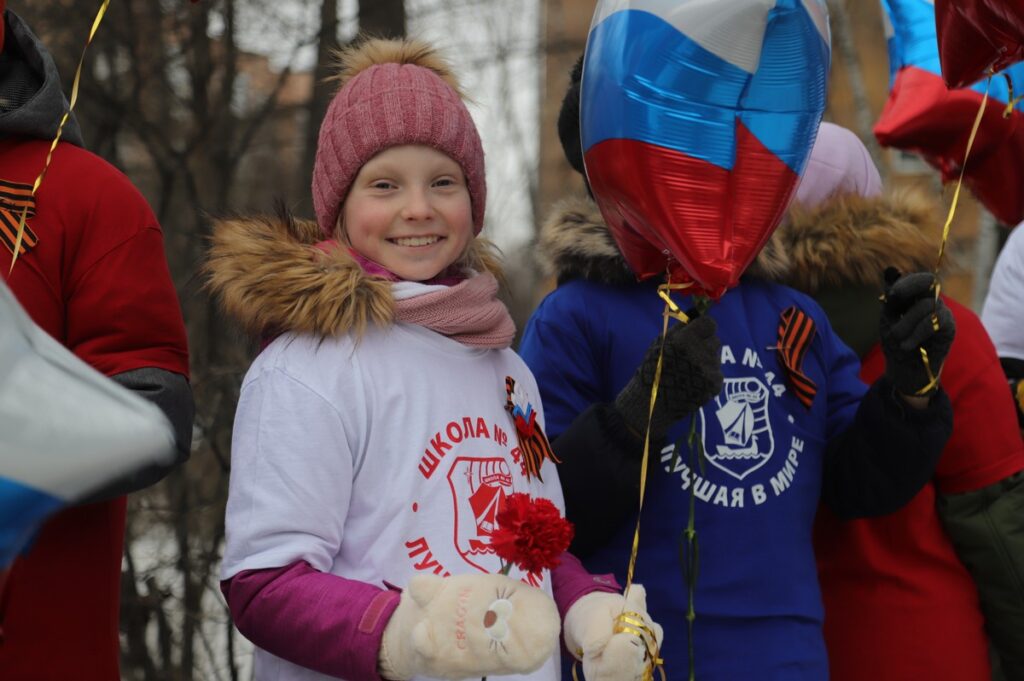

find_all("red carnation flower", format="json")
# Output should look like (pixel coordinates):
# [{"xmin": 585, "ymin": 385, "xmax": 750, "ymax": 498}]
[{"xmin": 491, "ymin": 493, "xmax": 574, "ymax": 575}]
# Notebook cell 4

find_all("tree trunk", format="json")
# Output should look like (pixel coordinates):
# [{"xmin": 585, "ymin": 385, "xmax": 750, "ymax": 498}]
[
  {"xmin": 828, "ymin": 0, "xmax": 888, "ymax": 180},
  {"xmin": 298, "ymin": 0, "xmax": 341, "ymax": 216},
  {"xmin": 358, "ymin": 0, "xmax": 406, "ymax": 39}
]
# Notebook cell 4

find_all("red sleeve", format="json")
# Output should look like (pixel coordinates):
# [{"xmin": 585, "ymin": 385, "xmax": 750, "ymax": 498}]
[
  {"xmin": 66, "ymin": 226, "xmax": 189, "ymax": 378},
  {"xmin": 932, "ymin": 300, "xmax": 1024, "ymax": 494}
]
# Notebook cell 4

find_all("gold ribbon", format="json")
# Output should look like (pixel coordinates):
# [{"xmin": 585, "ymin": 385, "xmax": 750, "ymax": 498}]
[
  {"xmin": 909, "ymin": 278, "xmax": 944, "ymax": 397},
  {"xmin": 915, "ymin": 73, "xmax": 1004, "ymax": 394},
  {"xmin": 623, "ymin": 281, "xmax": 693, "ymax": 594},
  {"xmin": 614, "ymin": 280, "xmax": 703, "ymax": 681},
  {"xmin": 570, "ymin": 612, "xmax": 666, "ymax": 681},
  {"xmin": 9, "ymin": 0, "xmax": 111, "ymax": 273},
  {"xmin": 590, "ymin": 280, "xmax": 696, "ymax": 681},
  {"xmin": 914, "ymin": 347, "xmax": 943, "ymax": 396},
  {"xmin": 615, "ymin": 612, "xmax": 666, "ymax": 681},
  {"xmin": 934, "ymin": 75, "xmax": 990, "ymax": 274},
  {"xmin": 1003, "ymin": 72, "xmax": 1024, "ymax": 117}
]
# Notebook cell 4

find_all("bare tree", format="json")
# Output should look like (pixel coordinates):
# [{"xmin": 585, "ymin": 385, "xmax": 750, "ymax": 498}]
[
  {"xmin": 298, "ymin": 0, "xmax": 340, "ymax": 216},
  {"xmin": 15, "ymin": 1, "xmax": 317, "ymax": 678},
  {"xmin": 827, "ymin": 0, "xmax": 888, "ymax": 179},
  {"xmin": 298, "ymin": 0, "xmax": 406, "ymax": 216},
  {"xmin": 359, "ymin": 0, "xmax": 407, "ymax": 39}
]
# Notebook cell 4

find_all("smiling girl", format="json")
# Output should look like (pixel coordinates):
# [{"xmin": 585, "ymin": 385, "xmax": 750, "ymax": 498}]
[{"xmin": 205, "ymin": 39, "xmax": 661, "ymax": 681}]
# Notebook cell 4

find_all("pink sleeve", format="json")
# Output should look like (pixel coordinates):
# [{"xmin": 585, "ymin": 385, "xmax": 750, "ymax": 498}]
[
  {"xmin": 221, "ymin": 561, "xmax": 400, "ymax": 681},
  {"xmin": 550, "ymin": 551, "xmax": 620, "ymax": 620}
]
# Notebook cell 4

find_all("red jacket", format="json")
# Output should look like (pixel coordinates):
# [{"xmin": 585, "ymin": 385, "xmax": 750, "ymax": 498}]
[
  {"xmin": 814, "ymin": 298, "xmax": 1024, "ymax": 681},
  {"xmin": 0, "ymin": 137, "xmax": 189, "ymax": 679}
]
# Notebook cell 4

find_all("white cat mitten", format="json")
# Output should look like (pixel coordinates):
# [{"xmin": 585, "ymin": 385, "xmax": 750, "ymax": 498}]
[
  {"xmin": 563, "ymin": 585, "xmax": 664, "ymax": 681},
  {"xmin": 379, "ymin": 573, "xmax": 561, "ymax": 681}
]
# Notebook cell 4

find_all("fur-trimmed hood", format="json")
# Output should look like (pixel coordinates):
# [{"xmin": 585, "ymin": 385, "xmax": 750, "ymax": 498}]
[
  {"xmin": 776, "ymin": 188, "xmax": 939, "ymax": 294},
  {"xmin": 538, "ymin": 191, "xmax": 939, "ymax": 292},
  {"xmin": 537, "ymin": 196, "xmax": 791, "ymax": 286},
  {"xmin": 205, "ymin": 211, "xmax": 501, "ymax": 338}
]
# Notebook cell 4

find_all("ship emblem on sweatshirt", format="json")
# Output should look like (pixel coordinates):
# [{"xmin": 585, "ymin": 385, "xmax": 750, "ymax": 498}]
[{"xmin": 701, "ymin": 377, "xmax": 775, "ymax": 480}]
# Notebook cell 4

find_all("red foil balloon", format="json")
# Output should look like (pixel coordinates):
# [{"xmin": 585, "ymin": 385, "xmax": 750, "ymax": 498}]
[
  {"xmin": 580, "ymin": 0, "xmax": 831, "ymax": 298},
  {"xmin": 875, "ymin": 67, "xmax": 1024, "ymax": 226},
  {"xmin": 878, "ymin": 0, "xmax": 1024, "ymax": 226},
  {"xmin": 936, "ymin": 0, "xmax": 1024, "ymax": 89}
]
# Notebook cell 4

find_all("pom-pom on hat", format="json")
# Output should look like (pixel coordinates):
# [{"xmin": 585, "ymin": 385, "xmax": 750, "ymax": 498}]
[{"xmin": 312, "ymin": 38, "xmax": 486, "ymax": 238}]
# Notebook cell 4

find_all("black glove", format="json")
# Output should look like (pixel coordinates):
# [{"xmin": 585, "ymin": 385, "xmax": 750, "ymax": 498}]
[
  {"xmin": 879, "ymin": 269, "xmax": 956, "ymax": 397},
  {"xmin": 614, "ymin": 314, "xmax": 724, "ymax": 440}
]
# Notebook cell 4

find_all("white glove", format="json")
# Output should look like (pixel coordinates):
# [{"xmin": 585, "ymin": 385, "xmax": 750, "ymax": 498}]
[
  {"xmin": 379, "ymin": 573, "xmax": 560, "ymax": 681},
  {"xmin": 563, "ymin": 585, "xmax": 664, "ymax": 681}
]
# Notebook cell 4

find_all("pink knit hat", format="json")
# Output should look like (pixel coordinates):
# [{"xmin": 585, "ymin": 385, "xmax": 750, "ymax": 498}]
[
  {"xmin": 312, "ymin": 39, "xmax": 486, "ymax": 238},
  {"xmin": 795, "ymin": 122, "xmax": 883, "ymax": 208}
]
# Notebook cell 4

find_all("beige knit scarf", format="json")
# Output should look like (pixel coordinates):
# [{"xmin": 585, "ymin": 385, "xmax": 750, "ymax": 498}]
[{"xmin": 392, "ymin": 272, "xmax": 515, "ymax": 349}]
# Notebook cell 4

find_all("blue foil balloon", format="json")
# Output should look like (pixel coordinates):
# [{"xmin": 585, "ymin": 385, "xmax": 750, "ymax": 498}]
[{"xmin": 581, "ymin": 0, "xmax": 831, "ymax": 297}]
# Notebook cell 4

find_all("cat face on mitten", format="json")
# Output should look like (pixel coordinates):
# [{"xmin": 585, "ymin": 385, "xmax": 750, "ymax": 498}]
[{"xmin": 406, "ymin": 573, "xmax": 560, "ymax": 678}]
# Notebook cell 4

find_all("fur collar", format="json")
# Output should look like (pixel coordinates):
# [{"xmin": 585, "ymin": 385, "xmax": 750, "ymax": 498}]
[
  {"xmin": 205, "ymin": 210, "xmax": 502, "ymax": 337},
  {"xmin": 776, "ymin": 188, "xmax": 939, "ymax": 293},
  {"xmin": 537, "ymin": 196, "xmax": 791, "ymax": 285}
]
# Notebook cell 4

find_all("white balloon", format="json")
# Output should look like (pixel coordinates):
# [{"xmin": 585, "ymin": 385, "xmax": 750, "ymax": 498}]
[{"xmin": 0, "ymin": 278, "xmax": 175, "ymax": 563}]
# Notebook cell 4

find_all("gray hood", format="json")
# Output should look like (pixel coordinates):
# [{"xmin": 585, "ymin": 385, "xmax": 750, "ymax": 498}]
[{"xmin": 0, "ymin": 9, "xmax": 83, "ymax": 146}]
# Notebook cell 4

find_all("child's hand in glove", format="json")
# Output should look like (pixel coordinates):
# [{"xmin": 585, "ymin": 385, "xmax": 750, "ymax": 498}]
[
  {"xmin": 563, "ymin": 584, "xmax": 664, "ymax": 681},
  {"xmin": 879, "ymin": 269, "xmax": 955, "ymax": 399},
  {"xmin": 615, "ymin": 315, "xmax": 723, "ymax": 440},
  {"xmin": 379, "ymin": 573, "xmax": 560, "ymax": 681}
]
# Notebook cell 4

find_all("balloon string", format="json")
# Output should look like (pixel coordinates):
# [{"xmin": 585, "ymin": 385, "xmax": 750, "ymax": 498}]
[
  {"xmin": 615, "ymin": 280, "xmax": 699, "ymax": 681},
  {"xmin": 614, "ymin": 612, "xmax": 666, "ymax": 681},
  {"xmin": 917, "ymin": 74, "xmax": 994, "ymax": 394},
  {"xmin": 1003, "ymin": 72, "xmax": 1024, "ymax": 116},
  {"xmin": 934, "ymin": 74, "xmax": 989, "ymax": 275},
  {"xmin": 623, "ymin": 281, "xmax": 693, "ymax": 596},
  {"xmin": 9, "ymin": 0, "xmax": 110, "ymax": 273}
]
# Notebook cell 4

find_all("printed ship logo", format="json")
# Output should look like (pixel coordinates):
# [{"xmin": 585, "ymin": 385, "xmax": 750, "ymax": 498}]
[
  {"xmin": 447, "ymin": 457, "xmax": 515, "ymax": 572},
  {"xmin": 701, "ymin": 377, "xmax": 775, "ymax": 480}
]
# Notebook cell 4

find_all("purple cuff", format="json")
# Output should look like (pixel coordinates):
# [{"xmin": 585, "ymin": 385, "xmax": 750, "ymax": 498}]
[
  {"xmin": 550, "ymin": 551, "xmax": 620, "ymax": 621},
  {"xmin": 221, "ymin": 561, "xmax": 401, "ymax": 681}
]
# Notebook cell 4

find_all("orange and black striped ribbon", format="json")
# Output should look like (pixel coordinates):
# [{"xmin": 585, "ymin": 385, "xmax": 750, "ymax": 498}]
[
  {"xmin": 776, "ymin": 306, "xmax": 817, "ymax": 409},
  {"xmin": 0, "ymin": 179, "xmax": 38, "ymax": 256},
  {"xmin": 504, "ymin": 376, "xmax": 560, "ymax": 482}
]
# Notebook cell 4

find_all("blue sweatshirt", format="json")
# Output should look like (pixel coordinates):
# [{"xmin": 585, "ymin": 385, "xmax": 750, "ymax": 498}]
[{"xmin": 521, "ymin": 276, "xmax": 867, "ymax": 680}]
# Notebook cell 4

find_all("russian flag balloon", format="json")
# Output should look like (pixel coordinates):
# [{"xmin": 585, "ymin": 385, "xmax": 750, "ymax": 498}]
[
  {"xmin": 0, "ymin": 280, "xmax": 175, "ymax": 570},
  {"xmin": 876, "ymin": 0, "xmax": 1024, "ymax": 226},
  {"xmin": 935, "ymin": 0, "xmax": 1024, "ymax": 89},
  {"xmin": 581, "ymin": 0, "xmax": 831, "ymax": 298}
]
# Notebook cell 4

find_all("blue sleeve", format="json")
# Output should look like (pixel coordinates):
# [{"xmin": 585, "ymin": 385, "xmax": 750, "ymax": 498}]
[
  {"xmin": 519, "ymin": 288, "xmax": 604, "ymax": 439},
  {"xmin": 818, "ymin": 306, "xmax": 953, "ymax": 519},
  {"xmin": 520, "ymin": 287, "xmax": 647, "ymax": 556},
  {"xmin": 820, "ymin": 316, "xmax": 868, "ymax": 442}
]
